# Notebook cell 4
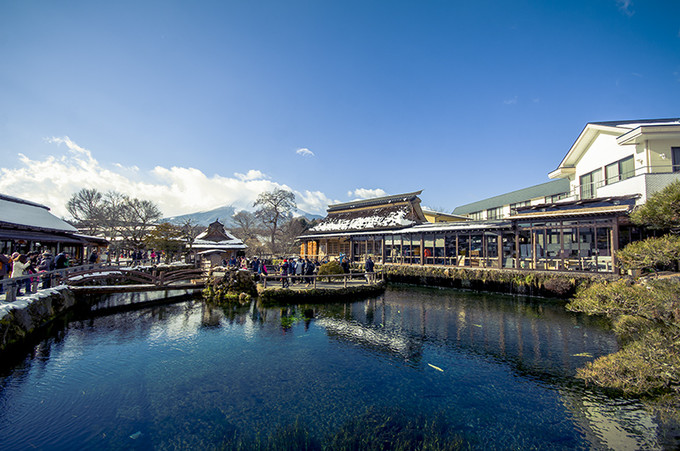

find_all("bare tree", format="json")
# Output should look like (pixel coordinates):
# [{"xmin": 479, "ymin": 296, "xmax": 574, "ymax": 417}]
[
  {"xmin": 232, "ymin": 210, "xmax": 261, "ymax": 241},
  {"xmin": 116, "ymin": 198, "xmax": 163, "ymax": 250},
  {"xmin": 180, "ymin": 218, "xmax": 204, "ymax": 262},
  {"xmin": 66, "ymin": 188, "xmax": 104, "ymax": 235},
  {"xmin": 278, "ymin": 216, "xmax": 313, "ymax": 255},
  {"xmin": 253, "ymin": 188, "xmax": 296, "ymax": 254}
]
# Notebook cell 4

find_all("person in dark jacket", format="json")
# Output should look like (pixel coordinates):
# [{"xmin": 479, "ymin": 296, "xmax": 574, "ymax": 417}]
[
  {"xmin": 54, "ymin": 252, "xmax": 69, "ymax": 269},
  {"xmin": 280, "ymin": 259, "xmax": 290, "ymax": 288},
  {"xmin": 0, "ymin": 253, "xmax": 10, "ymax": 294}
]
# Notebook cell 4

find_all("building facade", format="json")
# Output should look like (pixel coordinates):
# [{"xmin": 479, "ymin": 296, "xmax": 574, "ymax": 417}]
[{"xmin": 299, "ymin": 118, "xmax": 680, "ymax": 273}]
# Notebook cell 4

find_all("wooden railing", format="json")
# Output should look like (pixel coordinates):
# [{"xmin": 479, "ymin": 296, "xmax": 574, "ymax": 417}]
[
  {"xmin": 1, "ymin": 263, "xmax": 204, "ymax": 302},
  {"xmin": 259, "ymin": 271, "xmax": 382, "ymax": 289}
]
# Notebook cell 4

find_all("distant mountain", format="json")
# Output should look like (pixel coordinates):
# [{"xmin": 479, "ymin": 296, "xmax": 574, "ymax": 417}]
[
  {"xmin": 163, "ymin": 205, "xmax": 238, "ymax": 227},
  {"xmin": 163, "ymin": 205, "xmax": 323, "ymax": 228}
]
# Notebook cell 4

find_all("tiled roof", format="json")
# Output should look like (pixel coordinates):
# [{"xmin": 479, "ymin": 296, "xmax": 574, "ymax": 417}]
[
  {"xmin": 327, "ymin": 191, "xmax": 423, "ymax": 212},
  {"xmin": 308, "ymin": 203, "xmax": 421, "ymax": 234},
  {"xmin": 0, "ymin": 194, "xmax": 77, "ymax": 233}
]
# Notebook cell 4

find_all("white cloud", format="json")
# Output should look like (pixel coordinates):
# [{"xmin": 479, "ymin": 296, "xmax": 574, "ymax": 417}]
[
  {"xmin": 0, "ymin": 137, "xmax": 331, "ymax": 219},
  {"xmin": 296, "ymin": 190, "xmax": 339, "ymax": 214},
  {"xmin": 616, "ymin": 0, "xmax": 634, "ymax": 16},
  {"xmin": 296, "ymin": 147, "xmax": 315, "ymax": 157},
  {"xmin": 503, "ymin": 96, "xmax": 518, "ymax": 105},
  {"xmin": 234, "ymin": 169, "xmax": 267, "ymax": 181},
  {"xmin": 347, "ymin": 188, "xmax": 387, "ymax": 200}
]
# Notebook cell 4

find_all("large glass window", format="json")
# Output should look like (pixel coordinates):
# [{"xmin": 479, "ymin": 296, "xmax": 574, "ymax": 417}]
[
  {"xmin": 673, "ymin": 147, "xmax": 680, "ymax": 172},
  {"xmin": 580, "ymin": 168, "xmax": 603, "ymax": 199},
  {"xmin": 605, "ymin": 155, "xmax": 634, "ymax": 184},
  {"xmin": 486, "ymin": 207, "xmax": 503, "ymax": 220}
]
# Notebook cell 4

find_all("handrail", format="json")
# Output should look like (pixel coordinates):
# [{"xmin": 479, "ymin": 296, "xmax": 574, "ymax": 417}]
[
  {"xmin": 258, "ymin": 271, "xmax": 382, "ymax": 289},
  {"xmin": 1, "ymin": 262, "xmax": 124, "ymax": 302},
  {"xmin": 1, "ymin": 263, "xmax": 203, "ymax": 302}
]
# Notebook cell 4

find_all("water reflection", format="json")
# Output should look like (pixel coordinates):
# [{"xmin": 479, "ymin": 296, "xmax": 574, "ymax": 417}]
[{"xmin": 0, "ymin": 286, "xmax": 669, "ymax": 450}]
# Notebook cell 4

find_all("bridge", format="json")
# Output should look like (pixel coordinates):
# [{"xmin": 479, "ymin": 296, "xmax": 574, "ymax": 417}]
[{"xmin": 1, "ymin": 263, "xmax": 205, "ymax": 301}]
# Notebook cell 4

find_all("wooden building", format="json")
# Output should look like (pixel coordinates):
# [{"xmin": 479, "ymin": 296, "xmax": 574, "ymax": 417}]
[
  {"xmin": 0, "ymin": 193, "xmax": 107, "ymax": 262},
  {"xmin": 190, "ymin": 220, "xmax": 247, "ymax": 268},
  {"xmin": 298, "ymin": 191, "xmax": 637, "ymax": 273}
]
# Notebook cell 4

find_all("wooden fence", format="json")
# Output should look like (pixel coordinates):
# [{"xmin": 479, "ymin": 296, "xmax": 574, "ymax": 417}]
[{"xmin": 260, "ymin": 271, "xmax": 382, "ymax": 289}]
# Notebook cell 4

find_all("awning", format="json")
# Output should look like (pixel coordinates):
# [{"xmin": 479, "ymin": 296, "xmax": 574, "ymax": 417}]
[{"xmin": 0, "ymin": 229, "xmax": 86, "ymax": 244}]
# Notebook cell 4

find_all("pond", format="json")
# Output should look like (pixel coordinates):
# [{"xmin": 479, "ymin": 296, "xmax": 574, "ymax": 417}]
[{"xmin": 0, "ymin": 286, "xmax": 670, "ymax": 450}]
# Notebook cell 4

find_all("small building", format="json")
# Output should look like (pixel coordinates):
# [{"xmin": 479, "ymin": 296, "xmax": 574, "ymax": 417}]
[
  {"xmin": 190, "ymin": 220, "xmax": 247, "ymax": 268},
  {"xmin": 0, "ymin": 193, "xmax": 107, "ymax": 262}
]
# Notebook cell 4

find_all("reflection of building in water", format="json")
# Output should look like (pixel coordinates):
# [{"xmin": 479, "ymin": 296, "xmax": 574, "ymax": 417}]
[
  {"xmin": 329, "ymin": 293, "xmax": 618, "ymax": 379},
  {"xmin": 315, "ymin": 317, "xmax": 422, "ymax": 362},
  {"xmin": 560, "ymin": 389, "xmax": 662, "ymax": 450},
  {"xmin": 315, "ymin": 292, "xmax": 663, "ymax": 450}
]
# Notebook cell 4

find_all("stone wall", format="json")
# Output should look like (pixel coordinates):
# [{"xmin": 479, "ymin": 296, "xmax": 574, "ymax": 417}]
[
  {"xmin": 381, "ymin": 264, "xmax": 620, "ymax": 299},
  {"xmin": 0, "ymin": 286, "xmax": 76, "ymax": 351}
]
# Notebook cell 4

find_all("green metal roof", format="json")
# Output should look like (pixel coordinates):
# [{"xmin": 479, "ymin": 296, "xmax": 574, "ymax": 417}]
[{"xmin": 452, "ymin": 179, "xmax": 570, "ymax": 215}]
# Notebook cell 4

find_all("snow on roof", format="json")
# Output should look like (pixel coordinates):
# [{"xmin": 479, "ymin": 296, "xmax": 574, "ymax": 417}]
[
  {"xmin": 0, "ymin": 194, "xmax": 77, "ymax": 232},
  {"xmin": 309, "ymin": 203, "xmax": 421, "ymax": 234}
]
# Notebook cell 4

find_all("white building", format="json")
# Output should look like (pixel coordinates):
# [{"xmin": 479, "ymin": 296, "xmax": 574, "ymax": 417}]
[{"xmin": 549, "ymin": 118, "xmax": 680, "ymax": 204}]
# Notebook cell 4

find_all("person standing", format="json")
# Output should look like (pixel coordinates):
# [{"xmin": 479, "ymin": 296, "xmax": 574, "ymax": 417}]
[
  {"xmin": 0, "ymin": 253, "xmax": 10, "ymax": 294},
  {"xmin": 295, "ymin": 258, "xmax": 304, "ymax": 284},
  {"xmin": 10, "ymin": 254, "xmax": 30, "ymax": 296},
  {"xmin": 364, "ymin": 256, "xmax": 375, "ymax": 282},
  {"xmin": 304, "ymin": 258, "xmax": 315, "ymax": 286},
  {"xmin": 280, "ymin": 259, "xmax": 290, "ymax": 288},
  {"xmin": 38, "ymin": 252, "xmax": 55, "ymax": 289},
  {"xmin": 54, "ymin": 251, "xmax": 69, "ymax": 270}
]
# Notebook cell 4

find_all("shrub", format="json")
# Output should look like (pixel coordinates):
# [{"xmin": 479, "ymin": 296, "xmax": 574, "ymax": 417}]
[
  {"xmin": 317, "ymin": 261, "xmax": 344, "ymax": 281},
  {"xmin": 616, "ymin": 234, "xmax": 680, "ymax": 273}
]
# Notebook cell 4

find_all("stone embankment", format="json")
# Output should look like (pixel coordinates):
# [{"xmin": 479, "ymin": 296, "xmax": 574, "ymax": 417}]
[
  {"xmin": 381, "ymin": 264, "xmax": 620, "ymax": 299},
  {"xmin": 0, "ymin": 286, "xmax": 76, "ymax": 352}
]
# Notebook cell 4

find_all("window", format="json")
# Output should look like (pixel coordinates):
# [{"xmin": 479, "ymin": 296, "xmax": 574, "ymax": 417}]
[
  {"xmin": 605, "ymin": 155, "xmax": 634, "ymax": 184},
  {"xmin": 580, "ymin": 168, "xmax": 603, "ymax": 199},
  {"xmin": 673, "ymin": 147, "xmax": 680, "ymax": 172},
  {"xmin": 469, "ymin": 211, "xmax": 484, "ymax": 220},
  {"xmin": 510, "ymin": 201, "xmax": 529, "ymax": 215},
  {"xmin": 486, "ymin": 207, "xmax": 503, "ymax": 220},
  {"xmin": 544, "ymin": 193, "xmax": 568, "ymax": 203}
]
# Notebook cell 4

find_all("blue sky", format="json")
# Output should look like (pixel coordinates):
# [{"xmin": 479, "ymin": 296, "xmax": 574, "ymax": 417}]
[{"xmin": 1, "ymin": 0, "xmax": 679, "ymax": 218}]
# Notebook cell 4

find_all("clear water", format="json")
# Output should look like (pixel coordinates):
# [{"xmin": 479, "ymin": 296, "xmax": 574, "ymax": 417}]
[{"xmin": 0, "ymin": 286, "xmax": 668, "ymax": 450}]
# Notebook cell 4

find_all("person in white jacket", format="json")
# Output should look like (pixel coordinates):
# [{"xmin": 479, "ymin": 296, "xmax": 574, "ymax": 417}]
[{"xmin": 10, "ymin": 253, "xmax": 30, "ymax": 296}]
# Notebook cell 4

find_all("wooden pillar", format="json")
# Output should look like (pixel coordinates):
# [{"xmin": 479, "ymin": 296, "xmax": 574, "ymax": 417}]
[
  {"xmin": 455, "ymin": 234, "xmax": 459, "ymax": 266},
  {"xmin": 514, "ymin": 228, "xmax": 520, "ymax": 269},
  {"xmin": 611, "ymin": 218, "xmax": 619, "ymax": 272},
  {"xmin": 531, "ymin": 230, "xmax": 537, "ymax": 270},
  {"xmin": 420, "ymin": 234, "xmax": 424, "ymax": 266},
  {"xmin": 593, "ymin": 227, "xmax": 598, "ymax": 273},
  {"xmin": 497, "ymin": 232, "xmax": 503, "ymax": 269}
]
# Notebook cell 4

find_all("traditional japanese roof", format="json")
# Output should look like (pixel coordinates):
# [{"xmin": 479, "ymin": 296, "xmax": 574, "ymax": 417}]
[
  {"xmin": 452, "ymin": 179, "xmax": 570, "ymax": 215},
  {"xmin": 305, "ymin": 191, "xmax": 427, "ymax": 235},
  {"xmin": 0, "ymin": 194, "xmax": 77, "ymax": 233},
  {"xmin": 191, "ymin": 220, "xmax": 247, "ymax": 250}
]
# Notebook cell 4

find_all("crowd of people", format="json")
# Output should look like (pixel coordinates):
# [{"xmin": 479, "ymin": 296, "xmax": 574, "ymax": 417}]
[{"xmin": 0, "ymin": 250, "xmax": 71, "ymax": 297}]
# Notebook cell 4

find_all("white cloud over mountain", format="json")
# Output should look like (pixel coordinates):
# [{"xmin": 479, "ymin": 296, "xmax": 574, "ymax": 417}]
[
  {"xmin": 347, "ymin": 188, "xmax": 387, "ymax": 200},
  {"xmin": 0, "ymin": 137, "xmax": 334, "ymax": 219}
]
